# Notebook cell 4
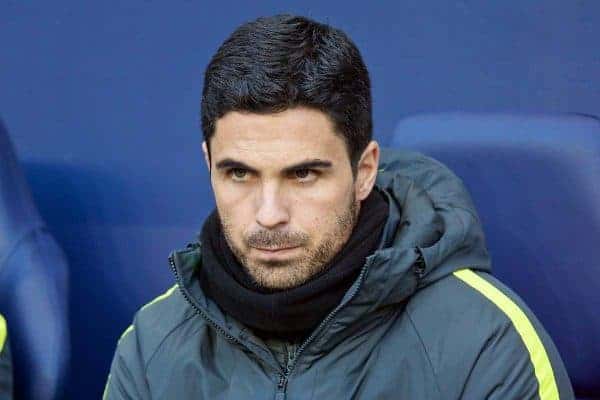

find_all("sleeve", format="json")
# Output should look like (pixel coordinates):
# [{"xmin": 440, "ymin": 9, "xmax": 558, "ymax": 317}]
[
  {"xmin": 102, "ymin": 320, "xmax": 151, "ymax": 400},
  {"xmin": 0, "ymin": 314, "xmax": 13, "ymax": 400},
  {"xmin": 459, "ymin": 324, "xmax": 574, "ymax": 400},
  {"xmin": 455, "ymin": 272, "xmax": 575, "ymax": 400}
]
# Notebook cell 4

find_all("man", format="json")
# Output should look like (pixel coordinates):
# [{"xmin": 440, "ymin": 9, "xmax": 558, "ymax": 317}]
[
  {"xmin": 0, "ymin": 314, "xmax": 13, "ymax": 400},
  {"xmin": 104, "ymin": 14, "xmax": 574, "ymax": 399}
]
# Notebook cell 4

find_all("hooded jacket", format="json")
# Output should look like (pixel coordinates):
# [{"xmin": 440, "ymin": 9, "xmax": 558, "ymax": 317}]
[{"xmin": 104, "ymin": 148, "xmax": 574, "ymax": 399}]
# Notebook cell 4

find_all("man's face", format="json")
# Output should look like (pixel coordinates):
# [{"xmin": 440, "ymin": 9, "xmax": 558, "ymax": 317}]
[{"xmin": 203, "ymin": 106, "xmax": 378, "ymax": 290}]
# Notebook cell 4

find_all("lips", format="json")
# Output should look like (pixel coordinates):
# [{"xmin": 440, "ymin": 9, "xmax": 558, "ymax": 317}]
[{"xmin": 253, "ymin": 246, "xmax": 298, "ymax": 252}]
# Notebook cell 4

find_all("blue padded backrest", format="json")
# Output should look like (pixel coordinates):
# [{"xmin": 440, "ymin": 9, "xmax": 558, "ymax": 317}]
[
  {"xmin": 391, "ymin": 112, "xmax": 600, "ymax": 397},
  {"xmin": 0, "ymin": 118, "xmax": 70, "ymax": 399},
  {"xmin": 17, "ymin": 138, "xmax": 211, "ymax": 397}
]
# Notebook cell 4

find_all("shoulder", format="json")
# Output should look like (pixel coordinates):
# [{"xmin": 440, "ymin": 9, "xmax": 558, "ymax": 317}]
[
  {"xmin": 115, "ymin": 284, "xmax": 200, "ymax": 369},
  {"xmin": 405, "ymin": 269, "xmax": 572, "ymax": 399}
]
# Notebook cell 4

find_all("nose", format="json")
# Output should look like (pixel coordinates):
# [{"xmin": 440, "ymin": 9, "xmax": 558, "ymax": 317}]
[{"xmin": 255, "ymin": 183, "xmax": 289, "ymax": 229}]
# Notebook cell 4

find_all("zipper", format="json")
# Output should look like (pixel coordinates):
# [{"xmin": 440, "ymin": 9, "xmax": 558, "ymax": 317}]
[
  {"xmin": 169, "ymin": 249, "xmax": 287, "ymax": 384},
  {"xmin": 171, "ymin": 244, "xmax": 403, "ymax": 398},
  {"xmin": 280, "ymin": 245, "xmax": 423, "ymax": 386},
  {"xmin": 285, "ymin": 342, "xmax": 296, "ymax": 372},
  {"xmin": 277, "ymin": 373, "xmax": 287, "ymax": 392},
  {"xmin": 273, "ymin": 256, "xmax": 376, "ymax": 397},
  {"xmin": 168, "ymin": 253, "xmax": 241, "ymax": 345},
  {"xmin": 275, "ymin": 341, "xmax": 297, "ymax": 396},
  {"xmin": 413, "ymin": 247, "xmax": 426, "ymax": 280}
]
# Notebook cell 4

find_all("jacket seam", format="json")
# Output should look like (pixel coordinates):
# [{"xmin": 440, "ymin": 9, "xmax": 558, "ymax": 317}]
[
  {"xmin": 405, "ymin": 305, "xmax": 443, "ymax": 397},
  {"xmin": 143, "ymin": 310, "xmax": 198, "ymax": 374}
]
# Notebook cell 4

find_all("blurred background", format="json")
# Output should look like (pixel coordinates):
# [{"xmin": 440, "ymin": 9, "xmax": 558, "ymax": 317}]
[{"xmin": 1, "ymin": 1, "xmax": 599, "ymax": 398}]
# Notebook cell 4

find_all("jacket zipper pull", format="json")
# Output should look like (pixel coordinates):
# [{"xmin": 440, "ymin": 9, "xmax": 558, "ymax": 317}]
[{"xmin": 413, "ymin": 247, "xmax": 426, "ymax": 280}]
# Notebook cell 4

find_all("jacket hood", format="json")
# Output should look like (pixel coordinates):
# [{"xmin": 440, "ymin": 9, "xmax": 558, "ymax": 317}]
[
  {"xmin": 360, "ymin": 148, "xmax": 492, "ymax": 307},
  {"xmin": 170, "ymin": 148, "xmax": 492, "ymax": 352}
]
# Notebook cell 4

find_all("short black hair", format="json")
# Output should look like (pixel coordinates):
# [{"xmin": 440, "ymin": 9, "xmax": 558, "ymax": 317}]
[{"xmin": 200, "ymin": 14, "xmax": 372, "ymax": 176}]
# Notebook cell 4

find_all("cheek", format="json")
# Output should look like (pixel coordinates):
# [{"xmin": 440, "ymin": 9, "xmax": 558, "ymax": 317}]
[
  {"xmin": 213, "ymin": 178, "xmax": 253, "ymax": 204},
  {"xmin": 213, "ymin": 178, "xmax": 255, "ymax": 212},
  {"xmin": 214, "ymin": 192, "xmax": 253, "ymax": 240},
  {"xmin": 290, "ymin": 188, "xmax": 350, "ymax": 232}
]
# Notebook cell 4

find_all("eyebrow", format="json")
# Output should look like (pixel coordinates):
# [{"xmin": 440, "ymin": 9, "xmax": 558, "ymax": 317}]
[{"xmin": 214, "ymin": 158, "xmax": 333, "ymax": 175}]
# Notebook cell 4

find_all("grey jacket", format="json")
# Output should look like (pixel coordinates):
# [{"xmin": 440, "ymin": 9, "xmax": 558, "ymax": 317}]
[
  {"xmin": 0, "ymin": 314, "xmax": 12, "ymax": 400},
  {"xmin": 104, "ymin": 148, "xmax": 574, "ymax": 399}
]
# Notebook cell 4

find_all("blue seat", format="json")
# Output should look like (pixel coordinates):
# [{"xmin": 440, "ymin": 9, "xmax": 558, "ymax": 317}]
[
  {"xmin": 391, "ymin": 112, "xmax": 600, "ymax": 399},
  {"xmin": 0, "ymin": 118, "xmax": 70, "ymax": 399}
]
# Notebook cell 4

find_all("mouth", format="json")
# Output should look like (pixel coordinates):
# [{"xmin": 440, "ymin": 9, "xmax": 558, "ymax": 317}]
[
  {"xmin": 252, "ymin": 246, "xmax": 299, "ymax": 252},
  {"xmin": 251, "ymin": 246, "xmax": 300, "ymax": 259}
]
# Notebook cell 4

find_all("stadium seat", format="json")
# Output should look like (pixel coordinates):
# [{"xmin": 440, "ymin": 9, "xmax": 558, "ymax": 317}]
[
  {"xmin": 0, "ymin": 118, "xmax": 70, "ymax": 399},
  {"xmin": 390, "ymin": 112, "xmax": 600, "ymax": 399}
]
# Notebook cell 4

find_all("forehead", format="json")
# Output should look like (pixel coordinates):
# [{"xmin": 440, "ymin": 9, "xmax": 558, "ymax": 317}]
[{"xmin": 211, "ymin": 107, "xmax": 349, "ymax": 166}]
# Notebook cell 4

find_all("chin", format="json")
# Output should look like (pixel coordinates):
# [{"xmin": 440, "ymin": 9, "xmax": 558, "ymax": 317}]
[{"xmin": 248, "ymin": 264, "xmax": 314, "ymax": 290}]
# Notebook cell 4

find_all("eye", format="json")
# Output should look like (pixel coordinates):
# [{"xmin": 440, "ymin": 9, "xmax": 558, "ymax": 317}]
[
  {"xmin": 229, "ymin": 168, "xmax": 248, "ymax": 181},
  {"xmin": 295, "ymin": 169, "xmax": 309, "ymax": 178},
  {"xmin": 293, "ymin": 168, "xmax": 318, "ymax": 182}
]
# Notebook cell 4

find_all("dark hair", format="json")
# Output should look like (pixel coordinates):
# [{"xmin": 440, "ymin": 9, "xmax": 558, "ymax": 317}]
[{"xmin": 200, "ymin": 14, "xmax": 372, "ymax": 175}]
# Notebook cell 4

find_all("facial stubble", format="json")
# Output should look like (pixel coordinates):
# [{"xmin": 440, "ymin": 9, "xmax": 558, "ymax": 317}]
[{"xmin": 220, "ymin": 191, "xmax": 359, "ymax": 290}]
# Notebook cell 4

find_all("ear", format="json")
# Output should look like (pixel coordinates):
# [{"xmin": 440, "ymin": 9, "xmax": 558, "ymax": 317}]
[
  {"xmin": 202, "ymin": 141, "xmax": 211, "ymax": 173},
  {"xmin": 354, "ymin": 140, "xmax": 380, "ymax": 202}
]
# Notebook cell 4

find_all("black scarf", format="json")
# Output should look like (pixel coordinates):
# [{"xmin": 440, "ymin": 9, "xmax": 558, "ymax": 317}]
[{"xmin": 197, "ymin": 188, "xmax": 390, "ymax": 341}]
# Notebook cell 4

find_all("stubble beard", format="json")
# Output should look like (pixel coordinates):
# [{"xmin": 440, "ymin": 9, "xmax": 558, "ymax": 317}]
[{"xmin": 220, "ymin": 192, "xmax": 359, "ymax": 291}]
